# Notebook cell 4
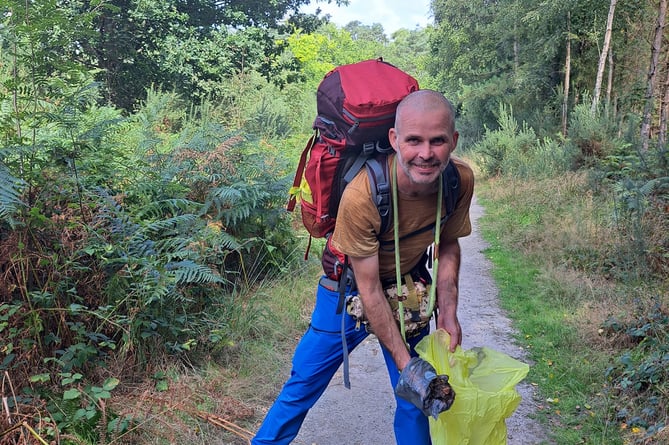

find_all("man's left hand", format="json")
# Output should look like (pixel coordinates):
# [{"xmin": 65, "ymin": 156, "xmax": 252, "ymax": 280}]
[{"xmin": 395, "ymin": 357, "xmax": 456, "ymax": 419}]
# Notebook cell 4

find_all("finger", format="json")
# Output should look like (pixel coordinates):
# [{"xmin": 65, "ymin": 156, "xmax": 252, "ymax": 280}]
[{"xmin": 449, "ymin": 335, "xmax": 458, "ymax": 352}]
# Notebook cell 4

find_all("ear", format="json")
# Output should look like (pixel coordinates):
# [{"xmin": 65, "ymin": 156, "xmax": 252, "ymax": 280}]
[
  {"xmin": 450, "ymin": 131, "xmax": 459, "ymax": 154},
  {"xmin": 389, "ymin": 127, "xmax": 399, "ymax": 151}
]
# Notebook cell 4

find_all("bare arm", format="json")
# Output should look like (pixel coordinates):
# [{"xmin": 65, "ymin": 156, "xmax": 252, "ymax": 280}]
[
  {"xmin": 349, "ymin": 255, "xmax": 412, "ymax": 371},
  {"xmin": 436, "ymin": 238, "xmax": 462, "ymax": 352}
]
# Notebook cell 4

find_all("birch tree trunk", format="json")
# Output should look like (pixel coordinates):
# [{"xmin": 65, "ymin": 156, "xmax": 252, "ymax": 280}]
[
  {"xmin": 591, "ymin": 0, "xmax": 617, "ymax": 114},
  {"xmin": 658, "ymin": 55, "xmax": 669, "ymax": 148},
  {"xmin": 562, "ymin": 11, "xmax": 571, "ymax": 137},
  {"xmin": 606, "ymin": 43, "xmax": 614, "ymax": 117},
  {"xmin": 641, "ymin": 0, "xmax": 668, "ymax": 152}
]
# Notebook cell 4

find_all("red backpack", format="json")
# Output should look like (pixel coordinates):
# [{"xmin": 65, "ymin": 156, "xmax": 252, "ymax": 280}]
[{"xmin": 287, "ymin": 59, "xmax": 419, "ymax": 245}]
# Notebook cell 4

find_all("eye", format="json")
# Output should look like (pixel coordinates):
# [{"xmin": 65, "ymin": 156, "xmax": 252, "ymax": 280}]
[
  {"xmin": 430, "ymin": 137, "xmax": 447, "ymax": 146},
  {"xmin": 405, "ymin": 136, "xmax": 421, "ymax": 145}
]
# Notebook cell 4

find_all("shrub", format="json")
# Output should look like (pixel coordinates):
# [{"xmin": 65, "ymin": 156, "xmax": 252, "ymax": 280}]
[
  {"xmin": 474, "ymin": 104, "xmax": 575, "ymax": 178},
  {"xmin": 0, "ymin": 76, "xmax": 300, "ymax": 442}
]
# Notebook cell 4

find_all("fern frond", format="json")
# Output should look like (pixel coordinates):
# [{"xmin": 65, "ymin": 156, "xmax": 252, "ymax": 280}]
[
  {"xmin": 640, "ymin": 177, "xmax": 669, "ymax": 196},
  {"xmin": 129, "ymin": 268, "xmax": 172, "ymax": 304},
  {"xmin": 127, "ymin": 235, "xmax": 157, "ymax": 258},
  {"xmin": 210, "ymin": 185, "xmax": 243, "ymax": 202},
  {"xmin": 154, "ymin": 237, "xmax": 193, "ymax": 260},
  {"xmin": 204, "ymin": 181, "xmax": 272, "ymax": 226},
  {"xmin": 216, "ymin": 231, "xmax": 241, "ymax": 250},
  {"xmin": 143, "ymin": 214, "xmax": 198, "ymax": 235},
  {"xmin": 168, "ymin": 260, "xmax": 224, "ymax": 284},
  {"xmin": 135, "ymin": 199, "xmax": 201, "ymax": 219},
  {"xmin": 0, "ymin": 164, "xmax": 26, "ymax": 221},
  {"xmin": 79, "ymin": 115, "xmax": 125, "ymax": 144}
]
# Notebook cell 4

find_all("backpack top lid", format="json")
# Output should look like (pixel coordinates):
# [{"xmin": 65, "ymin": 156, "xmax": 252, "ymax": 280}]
[{"xmin": 315, "ymin": 59, "xmax": 419, "ymax": 147}]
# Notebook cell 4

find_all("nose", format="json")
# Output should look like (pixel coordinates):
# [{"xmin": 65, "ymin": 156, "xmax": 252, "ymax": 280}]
[{"xmin": 417, "ymin": 142, "xmax": 434, "ymax": 159}]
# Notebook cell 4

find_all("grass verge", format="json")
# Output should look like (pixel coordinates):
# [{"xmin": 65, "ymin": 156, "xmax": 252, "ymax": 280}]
[{"xmin": 476, "ymin": 174, "xmax": 668, "ymax": 445}]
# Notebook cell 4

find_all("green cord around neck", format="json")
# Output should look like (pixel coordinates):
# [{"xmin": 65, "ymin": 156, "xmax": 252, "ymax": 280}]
[{"xmin": 391, "ymin": 156, "xmax": 443, "ymax": 341}]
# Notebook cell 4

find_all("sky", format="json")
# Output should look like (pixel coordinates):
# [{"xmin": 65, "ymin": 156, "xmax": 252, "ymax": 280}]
[{"xmin": 299, "ymin": 0, "xmax": 433, "ymax": 36}]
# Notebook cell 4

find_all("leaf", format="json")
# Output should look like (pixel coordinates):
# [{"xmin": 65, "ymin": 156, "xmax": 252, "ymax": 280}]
[
  {"xmin": 68, "ymin": 303, "xmax": 87, "ymax": 313},
  {"xmin": 29, "ymin": 373, "xmax": 51, "ymax": 383},
  {"xmin": 155, "ymin": 379, "xmax": 169, "ymax": 392},
  {"xmin": 169, "ymin": 260, "xmax": 224, "ymax": 284},
  {"xmin": 102, "ymin": 377, "xmax": 120, "ymax": 391},
  {"xmin": 61, "ymin": 373, "xmax": 83, "ymax": 385},
  {"xmin": 63, "ymin": 388, "xmax": 81, "ymax": 400}
]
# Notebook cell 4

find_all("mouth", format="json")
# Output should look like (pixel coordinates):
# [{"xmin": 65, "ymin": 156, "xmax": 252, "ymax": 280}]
[{"xmin": 412, "ymin": 162, "xmax": 441, "ymax": 174}]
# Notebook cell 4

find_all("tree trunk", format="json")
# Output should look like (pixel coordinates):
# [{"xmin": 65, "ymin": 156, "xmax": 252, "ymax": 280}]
[
  {"xmin": 658, "ymin": 54, "xmax": 669, "ymax": 147},
  {"xmin": 562, "ymin": 11, "xmax": 571, "ymax": 137},
  {"xmin": 606, "ymin": 43, "xmax": 614, "ymax": 117},
  {"xmin": 641, "ymin": 0, "xmax": 668, "ymax": 152},
  {"xmin": 514, "ymin": 24, "xmax": 520, "ymax": 74},
  {"xmin": 591, "ymin": 0, "xmax": 617, "ymax": 114}
]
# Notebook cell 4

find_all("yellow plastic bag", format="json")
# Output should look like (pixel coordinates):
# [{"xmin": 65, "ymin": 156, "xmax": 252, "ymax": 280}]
[{"xmin": 416, "ymin": 330, "xmax": 530, "ymax": 445}]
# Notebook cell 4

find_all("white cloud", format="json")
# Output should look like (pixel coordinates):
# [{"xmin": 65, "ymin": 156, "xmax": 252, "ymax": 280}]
[{"xmin": 300, "ymin": 0, "xmax": 432, "ymax": 35}]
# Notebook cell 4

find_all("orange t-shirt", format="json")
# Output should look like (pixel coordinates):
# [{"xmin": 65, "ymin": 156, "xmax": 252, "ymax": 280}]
[{"xmin": 330, "ymin": 155, "xmax": 474, "ymax": 281}]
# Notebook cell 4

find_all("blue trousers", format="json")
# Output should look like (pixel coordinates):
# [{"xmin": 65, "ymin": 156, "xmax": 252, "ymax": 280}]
[{"xmin": 251, "ymin": 279, "xmax": 431, "ymax": 445}]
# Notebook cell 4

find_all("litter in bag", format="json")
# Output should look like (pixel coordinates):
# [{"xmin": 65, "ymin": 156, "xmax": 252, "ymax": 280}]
[{"xmin": 416, "ymin": 330, "xmax": 530, "ymax": 445}]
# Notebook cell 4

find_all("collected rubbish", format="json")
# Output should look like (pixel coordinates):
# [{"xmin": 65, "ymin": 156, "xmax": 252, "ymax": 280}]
[{"xmin": 417, "ymin": 330, "xmax": 530, "ymax": 445}]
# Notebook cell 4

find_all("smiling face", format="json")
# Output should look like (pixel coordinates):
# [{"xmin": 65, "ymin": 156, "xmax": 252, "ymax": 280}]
[{"xmin": 389, "ymin": 91, "xmax": 459, "ymax": 194}]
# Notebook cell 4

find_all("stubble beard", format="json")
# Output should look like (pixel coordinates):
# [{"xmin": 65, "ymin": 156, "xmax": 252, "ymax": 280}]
[{"xmin": 396, "ymin": 151, "xmax": 448, "ymax": 187}]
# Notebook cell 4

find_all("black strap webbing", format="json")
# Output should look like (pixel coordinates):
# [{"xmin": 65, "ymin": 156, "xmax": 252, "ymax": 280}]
[
  {"xmin": 335, "ymin": 255, "xmax": 349, "ymax": 315},
  {"xmin": 365, "ymin": 155, "xmax": 392, "ymax": 235}
]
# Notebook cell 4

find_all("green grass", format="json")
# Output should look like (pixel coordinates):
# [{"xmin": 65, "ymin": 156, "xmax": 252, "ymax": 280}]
[{"xmin": 483, "ymin": 241, "xmax": 620, "ymax": 444}]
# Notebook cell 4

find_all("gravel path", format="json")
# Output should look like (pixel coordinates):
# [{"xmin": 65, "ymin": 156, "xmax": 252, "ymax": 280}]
[{"xmin": 292, "ymin": 196, "xmax": 549, "ymax": 444}]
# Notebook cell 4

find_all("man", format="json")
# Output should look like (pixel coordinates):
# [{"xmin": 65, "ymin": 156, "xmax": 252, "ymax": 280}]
[{"xmin": 252, "ymin": 89, "xmax": 474, "ymax": 444}]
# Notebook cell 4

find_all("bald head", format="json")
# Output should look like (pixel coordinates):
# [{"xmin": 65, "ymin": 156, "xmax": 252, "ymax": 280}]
[{"xmin": 394, "ymin": 90, "xmax": 456, "ymax": 135}]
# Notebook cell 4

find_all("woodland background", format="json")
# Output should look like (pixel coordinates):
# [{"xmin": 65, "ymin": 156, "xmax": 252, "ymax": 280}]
[{"xmin": 0, "ymin": 0, "xmax": 667, "ymax": 443}]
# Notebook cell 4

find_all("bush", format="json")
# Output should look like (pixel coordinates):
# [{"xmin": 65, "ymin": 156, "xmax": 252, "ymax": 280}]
[
  {"xmin": 0, "ymin": 77, "xmax": 301, "ymax": 442},
  {"xmin": 567, "ymin": 100, "xmax": 620, "ymax": 167},
  {"xmin": 474, "ymin": 104, "xmax": 575, "ymax": 178},
  {"xmin": 602, "ymin": 298, "xmax": 669, "ymax": 442}
]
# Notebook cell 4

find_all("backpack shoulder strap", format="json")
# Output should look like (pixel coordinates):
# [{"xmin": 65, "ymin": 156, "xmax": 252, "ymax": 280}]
[
  {"xmin": 364, "ymin": 154, "xmax": 392, "ymax": 236},
  {"xmin": 442, "ymin": 159, "xmax": 461, "ymax": 217}
]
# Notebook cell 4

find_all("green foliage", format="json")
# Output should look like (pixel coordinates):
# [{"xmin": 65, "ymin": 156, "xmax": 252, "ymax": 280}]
[
  {"xmin": 429, "ymin": 0, "xmax": 655, "ymax": 145},
  {"xmin": 287, "ymin": 24, "xmax": 379, "ymax": 88},
  {"xmin": 567, "ymin": 100, "xmax": 620, "ymax": 166},
  {"xmin": 0, "ymin": 163, "xmax": 25, "ymax": 225},
  {"xmin": 594, "ymin": 145, "xmax": 669, "ymax": 279},
  {"xmin": 602, "ymin": 299, "xmax": 669, "ymax": 441},
  {"xmin": 474, "ymin": 104, "xmax": 576, "ymax": 178},
  {"xmin": 386, "ymin": 27, "xmax": 434, "ymax": 89},
  {"xmin": 3, "ymin": 0, "xmax": 333, "ymax": 111},
  {"xmin": 42, "ymin": 375, "xmax": 126, "ymax": 442},
  {"xmin": 1, "ymin": 13, "xmax": 301, "ymax": 439}
]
